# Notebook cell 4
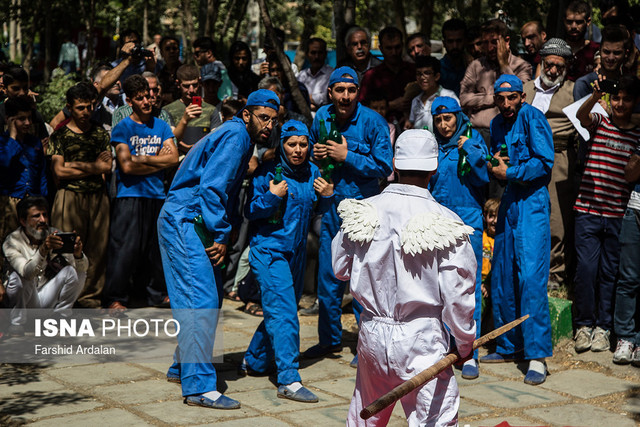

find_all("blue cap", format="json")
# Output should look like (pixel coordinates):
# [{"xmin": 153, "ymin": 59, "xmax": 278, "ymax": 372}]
[
  {"xmin": 329, "ymin": 66, "xmax": 359, "ymax": 87},
  {"xmin": 494, "ymin": 74, "xmax": 523, "ymax": 93},
  {"xmin": 200, "ymin": 62, "xmax": 222, "ymax": 82},
  {"xmin": 245, "ymin": 89, "xmax": 280, "ymax": 111},
  {"xmin": 431, "ymin": 96, "xmax": 462, "ymax": 116},
  {"xmin": 280, "ymin": 120, "xmax": 309, "ymax": 140}
]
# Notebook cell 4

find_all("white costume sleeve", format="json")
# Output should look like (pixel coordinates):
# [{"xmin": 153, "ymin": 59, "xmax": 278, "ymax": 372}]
[
  {"xmin": 438, "ymin": 237, "xmax": 477, "ymax": 358},
  {"xmin": 331, "ymin": 228, "xmax": 355, "ymax": 281}
]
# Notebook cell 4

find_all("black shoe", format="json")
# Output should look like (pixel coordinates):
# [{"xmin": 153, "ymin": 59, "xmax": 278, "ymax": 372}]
[
  {"xmin": 302, "ymin": 343, "xmax": 342, "ymax": 359},
  {"xmin": 300, "ymin": 301, "xmax": 319, "ymax": 316}
]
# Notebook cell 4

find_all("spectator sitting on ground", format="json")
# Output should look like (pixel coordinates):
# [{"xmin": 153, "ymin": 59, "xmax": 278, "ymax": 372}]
[{"xmin": 3, "ymin": 196, "xmax": 87, "ymax": 336}]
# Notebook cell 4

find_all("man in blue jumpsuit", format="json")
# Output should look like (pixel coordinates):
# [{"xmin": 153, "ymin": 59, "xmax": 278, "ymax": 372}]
[
  {"xmin": 157, "ymin": 89, "xmax": 279, "ymax": 409},
  {"xmin": 302, "ymin": 66, "xmax": 393, "ymax": 365},
  {"xmin": 480, "ymin": 74, "xmax": 554, "ymax": 385}
]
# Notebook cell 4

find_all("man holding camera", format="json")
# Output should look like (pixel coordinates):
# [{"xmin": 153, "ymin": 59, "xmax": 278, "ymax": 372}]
[{"xmin": 2, "ymin": 196, "xmax": 87, "ymax": 336}]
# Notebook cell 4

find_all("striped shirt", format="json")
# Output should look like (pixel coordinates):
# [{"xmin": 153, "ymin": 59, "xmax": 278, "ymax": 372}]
[{"xmin": 574, "ymin": 113, "xmax": 640, "ymax": 218}]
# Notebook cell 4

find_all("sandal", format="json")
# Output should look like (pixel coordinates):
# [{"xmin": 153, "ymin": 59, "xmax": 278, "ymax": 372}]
[
  {"xmin": 244, "ymin": 302, "xmax": 263, "ymax": 317},
  {"xmin": 225, "ymin": 291, "xmax": 242, "ymax": 302}
]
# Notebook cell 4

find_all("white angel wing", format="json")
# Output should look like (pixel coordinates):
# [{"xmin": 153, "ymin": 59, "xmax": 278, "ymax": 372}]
[
  {"xmin": 337, "ymin": 199, "xmax": 379, "ymax": 244},
  {"xmin": 401, "ymin": 212, "xmax": 474, "ymax": 256}
]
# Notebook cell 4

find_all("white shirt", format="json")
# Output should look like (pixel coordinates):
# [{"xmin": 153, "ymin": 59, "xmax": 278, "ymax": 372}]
[
  {"xmin": 297, "ymin": 64, "xmax": 333, "ymax": 108},
  {"xmin": 628, "ymin": 190, "xmax": 640, "ymax": 211},
  {"xmin": 3, "ymin": 227, "xmax": 88, "ymax": 288},
  {"xmin": 530, "ymin": 76, "xmax": 559, "ymax": 115},
  {"xmin": 409, "ymin": 86, "xmax": 459, "ymax": 131}
]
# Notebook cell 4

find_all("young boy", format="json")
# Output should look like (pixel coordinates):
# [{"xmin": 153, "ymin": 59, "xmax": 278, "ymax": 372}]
[
  {"xmin": 332, "ymin": 129, "xmax": 476, "ymax": 426},
  {"xmin": 49, "ymin": 82, "xmax": 112, "ymax": 308},
  {"xmin": 573, "ymin": 75, "xmax": 640, "ymax": 353},
  {"xmin": 102, "ymin": 75, "xmax": 178, "ymax": 311},
  {"xmin": 408, "ymin": 56, "xmax": 458, "ymax": 131}
]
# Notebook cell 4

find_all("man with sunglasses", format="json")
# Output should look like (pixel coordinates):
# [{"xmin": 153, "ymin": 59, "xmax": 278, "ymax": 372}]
[
  {"xmin": 163, "ymin": 64, "xmax": 222, "ymax": 154},
  {"xmin": 523, "ymin": 38, "xmax": 578, "ymax": 292},
  {"xmin": 157, "ymin": 89, "xmax": 280, "ymax": 409}
]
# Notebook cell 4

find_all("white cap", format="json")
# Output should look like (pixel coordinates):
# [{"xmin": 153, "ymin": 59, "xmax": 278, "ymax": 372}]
[{"xmin": 394, "ymin": 129, "xmax": 438, "ymax": 172}]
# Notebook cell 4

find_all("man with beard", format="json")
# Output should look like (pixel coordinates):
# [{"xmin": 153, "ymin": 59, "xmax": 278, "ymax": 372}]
[
  {"xmin": 157, "ymin": 89, "xmax": 279, "ymax": 409},
  {"xmin": 524, "ymin": 39, "xmax": 578, "ymax": 290},
  {"xmin": 564, "ymin": 0, "xmax": 600, "ymax": 81},
  {"xmin": 3, "ymin": 196, "xmax": 87, "ymax": 336},
  {"xmin": 440, "ymin": 18, "xmax": 471, "ymax": 96},
  {"xmin": 520, "ymin": 21, "xmax": 547, "ymax": 78},
  {"xmin": 574, "ymin": 25, "xmax": 631, "ymax": 100},
  {"xmin": 339, "ymin": 27, "xmax": 382, "ymax": 83},
  {"xmin": 460, "ymin": 19, "xmax": 531, "ymax": 141},
  {"xmin": 481, "ymin": 74, "xmax": 554, "ymax": 386},
  {"xmin": 302, "ymin": 67, "xmax": 393, "ymax": 367},
  {"xmin": 359, "ymin": 26, "xmax": 416, "ymax": 121}
]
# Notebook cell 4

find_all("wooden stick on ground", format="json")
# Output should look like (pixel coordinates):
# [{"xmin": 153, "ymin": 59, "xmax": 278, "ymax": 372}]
[{"xmin": 360, "ymin": 314, "xmax": 530, "ymax": 420}]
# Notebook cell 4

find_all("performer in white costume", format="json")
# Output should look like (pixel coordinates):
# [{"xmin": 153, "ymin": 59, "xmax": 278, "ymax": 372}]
[{"xmin": 332, "ymin": 129, "xmax": 477, "ymax": 427}]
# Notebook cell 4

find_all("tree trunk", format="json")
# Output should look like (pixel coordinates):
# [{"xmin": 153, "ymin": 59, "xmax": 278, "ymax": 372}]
[
  {"xmin": 43, "ymin": 1, "xmax": 51, "ymax": 82},
  {"xmin": 256, "ymin": 0, "xmax": 312, "ymax": 121},
  {"xmin": 219, "ymin": 0, "xmax": 238, "ymax": 46},
  {"xmin": 344, "ymin": 0, "xmax": 355, "ymax": 26},
  {"xmin": 392, "ymin": 0, "xmax": 406, "ymax": 40},
  {"xmin": 143, "ymin": 0, "xmax": 149, "ymax": 45},
  {"xmin": 232, "ymin": 0, "xmax": 249, "ymax": 42},
  {"xmin": 293, "ymin": 0, "xmax": 316, "ymax": 70},
  {"xmin": 204, "ymin": 0, "xmax": 219, "ymax": 40},
  {"xmin": 333, "ymin": 0, "xmax": 346, "ymax": 66},
  {"xmin": 470, "ymin": 0, "xmax": 482, "ymax": 24},
  {"xmin": 79, "ymin": 0, "xmax": 96, "ymax": 70},
  {"xmin": 181, "ymin": 0, "xmax": 197, "ymax": 63},
  {"xmin": 22, "ymin": 2, "xmax": 38, "ymax": 78},
  {"xmin": 420, "ymin": 0, "xmax": 435, "ymax": 40},
  {"xmin": 9, "ymin": 0, "xmax": 16, "ymax": 62}
]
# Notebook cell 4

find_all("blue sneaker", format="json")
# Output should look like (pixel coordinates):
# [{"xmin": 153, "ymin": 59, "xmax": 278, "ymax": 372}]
[
  {"xmin": 461, "ymin": 360, "xmax": 479, "ymax": 379},
  {"xmin": 184, "ymin": 394, "xmax": 241, "ymax": 409},
  {"xmin": 277, "ymin": 385, "xmax": 319, "ymax": 403},
  {"xmin": 350, "ymin": 354, "xmax": 358, "ymax": 368},
  {"xmin": 524, "ymin": 368, "xmax": 547, "ymax": 385},
  {"xmin": 479, "ymin": 351, "xmax": 523, "ymax": 363}
]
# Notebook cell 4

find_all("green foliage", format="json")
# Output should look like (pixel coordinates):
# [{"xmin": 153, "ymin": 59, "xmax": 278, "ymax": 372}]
[{"xmin": 37, "ymin": 71, "xmax": 78, "ymax": 122}]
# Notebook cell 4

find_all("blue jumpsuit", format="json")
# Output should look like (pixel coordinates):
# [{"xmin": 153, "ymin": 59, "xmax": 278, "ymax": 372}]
[
  {"xmin": 490, "ymin": 102, "xmax": 554, "ymax": 360},
  {"xmin": 157, "ymin": 117, "xmax": 254, "ymax": 396},
  {"xmin": 244, "ymin": 157, "xmax": 332, "ymax": 385},
  {"xmin": 429, "ymin": 113, "xmax": 489, "ymax": 358},
  {"xmin": 310, "ymin": 103, "xmax": 393, "ymax": 347}
]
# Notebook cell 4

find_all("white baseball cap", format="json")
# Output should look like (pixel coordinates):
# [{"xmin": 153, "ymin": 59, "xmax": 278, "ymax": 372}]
[{"xmin": 394, "ymin": 129, "xmax": 438, "ymax": 172}]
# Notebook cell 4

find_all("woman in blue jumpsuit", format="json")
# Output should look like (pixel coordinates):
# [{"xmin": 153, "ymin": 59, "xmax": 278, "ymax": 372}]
[
  {"xmin": 242, "ymin": 120, "xmax": 334, "ymax": 402},
  {"xmin": 429, "ymin": 96, "xmax": 489, "ymax": 379}
]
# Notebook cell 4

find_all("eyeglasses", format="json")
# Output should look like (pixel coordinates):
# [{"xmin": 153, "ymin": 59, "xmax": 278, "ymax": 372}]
[
  {"xmin": 250, "ymin": 111, "xmax": 278, "ymax": 127},
  {"xmin": 180, "ymin": 83, "xmax": 199, "ymax": 89},
  {"xmin": 416, "ymin": 70, "xmax": 435, "ymax": 79}
]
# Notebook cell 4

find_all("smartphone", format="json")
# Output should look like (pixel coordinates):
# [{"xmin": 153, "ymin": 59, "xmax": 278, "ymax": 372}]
[
  {"xmin": 599, "ymin": 79, "xmax": 619, "ymax": 95},
  {"xmin": 53, "ymin": 232, "xmax": 77, "ymax": 254},
  {"xmin": 192, "ymin": 96, "xmax": 202, "ymax": 107}
]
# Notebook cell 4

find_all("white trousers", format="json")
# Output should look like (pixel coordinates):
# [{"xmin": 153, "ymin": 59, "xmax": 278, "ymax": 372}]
[
  {"xmin": 6, "ymin": 266, "xmax": 85, "ymax": 325},
  {"xmin": 347, "ymin": 316, "xmax": 460, "ymax": 427}
]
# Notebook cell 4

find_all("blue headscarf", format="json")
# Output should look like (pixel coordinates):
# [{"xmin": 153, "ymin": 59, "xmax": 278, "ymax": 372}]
[
  {"xmin": 277, "ymin": 120, "xmax": 311, "ymax": 180},
  {"xmin": 430, "ymin": 96, "xmax": 471, "ymax": 151}
]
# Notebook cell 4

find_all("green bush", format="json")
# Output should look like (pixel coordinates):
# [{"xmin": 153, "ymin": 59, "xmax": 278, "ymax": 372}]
[{"xmin": 37, "ymin": 70, "xmax": 78, "ymax": 123}]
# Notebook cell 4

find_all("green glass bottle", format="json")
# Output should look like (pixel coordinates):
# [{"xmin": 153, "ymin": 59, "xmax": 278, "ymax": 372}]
[
  {"xmin": 193, "ymin": 215, "xmax": 225, "ymax": 269},
  {"xmin": 457, "ymin": 123, "xmax": 472, "ymax": 178},
  {"xmin": 485, "ymin": 155, "xmax": 500, "ymax": 167},
  {"xmin": 318, "ymin": 119, "xmax": 328, "ymax": 144},
  {"xmin": 318, "ymin": 118, "xmax": 333, "ymax": 175},
  {"xmin": 499, "ymin": 144, "xmax": 511, "ymax": 166},
  {"xmin": 328, "ymin": 114, "xmax": 342, "ymax": 144},
  {"xmin": 268, "ymin": 166, "xmax": 285, "ymax": 224}
]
